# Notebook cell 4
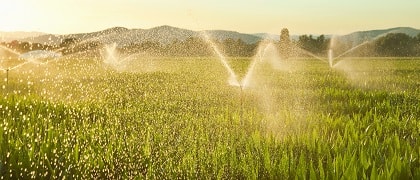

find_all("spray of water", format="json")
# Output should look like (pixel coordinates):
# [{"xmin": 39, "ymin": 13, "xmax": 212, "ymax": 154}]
[
  {"xmin": 103, "ymin": 43, "xmax": 119, "ymax": 66},
  {"xmin": 328, "ymin": 35, "xmax": 337, "ymax": 68},
  {"xmin": 332, "ymin": 40, "xmax": 370, "ymax": 64},
  {"xmin": 298, "ymin": 48, "xmax": 329, "ymax": 64},
  {"xmin": 19, "ymin": 50, "xmax": 62, "ymax": 65},
  {"xmin": 101, "ymin": 43, "xmax": 149, "ymax": 72},
  {"xmin": 0, "ymin": 45, "xmax": 21, "ymax": 56},
  {"xmin": 328, "ymin": 49, "xmax": 333, "ymax": 67},
  {"xmin": 0, "ymin": 49, "xmax": 62, "ymax": 73},
  {"xmin": 329, "ymin": 32, "xmax": 390, "ymax": 68},
  {"xmin": 241, "ymin": 54, "xmax": 259, "ymax": 88},
  {"xmin": 200, "ymin": 31, "xmax": 240, "ymax": 86},
  {"xmin": 240, "ymin": 42, "xmax": 273, "ymax": 88},
  {"xmin": 239, "ymin": 41, "xmax": 312, "ymax": 137},
  {"xmin": 8, "ymin": 61, "xmax": 31, "ymax": 70},
  {"xmin": 102, "ymin": 43, "xmax": 140, "ymax": 71},
  {"xmin": 204, "ymin": 40, "xmax": 289, "ymax": 89}
]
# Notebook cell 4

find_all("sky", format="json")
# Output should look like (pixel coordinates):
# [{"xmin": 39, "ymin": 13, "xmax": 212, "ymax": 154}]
[{"xmin": 1, "ymin": 0, "xmax": 419, "ymax": 35}]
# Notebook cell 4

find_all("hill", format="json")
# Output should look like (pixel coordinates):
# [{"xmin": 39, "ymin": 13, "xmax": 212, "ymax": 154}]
[
  {"xmin": 0, "ymin": 31, "xmax": 46, "ymax": 42},
  {"xmin": 205, "ymin": 30, "xmax": 261, "ymax": 44},
  {"xmin": 4, "ymin": 26, "xmax": 420, "ymax": 47},
  {"xmin": 19, "ymin": 26, "xmax": 262, "ymax": 46},
  {"xmin": 335, "ymin": 27, "xmax": 420, "ymax": 45}
]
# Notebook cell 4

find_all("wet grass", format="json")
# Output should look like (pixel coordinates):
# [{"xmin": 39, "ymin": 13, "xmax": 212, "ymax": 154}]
[{"xmin": 0, "ymin": 57, "xmax": 419, "ymax": 179}]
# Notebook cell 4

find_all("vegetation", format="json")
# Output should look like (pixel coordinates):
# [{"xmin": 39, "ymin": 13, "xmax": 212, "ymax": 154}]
[
  {"xmin": 375, "ymin": 33, "xmax": 420, "ymax": 56},
  {"xmin": 297, "ymin": 32, "xmax": 420, "ymax": 57},
  {"xmin": 0, "ymin": 57, "xmax": 418, "ymax": 179},
  {"xmin": 297, "ymin": 34, "xmax": 330, "ymax": 55},
  {"xmin": 279, "ymin": 28, "xmax": 292, "ymax": 59}
]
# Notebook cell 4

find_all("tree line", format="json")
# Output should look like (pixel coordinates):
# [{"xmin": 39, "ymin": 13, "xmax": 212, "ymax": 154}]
[
  {"xmin": 374, "ymin": 33, "xmax": 420, "ymax": 56},
  {"xmin": 294, "ymin": 32, "xmax": 420, "ymax": 57}
]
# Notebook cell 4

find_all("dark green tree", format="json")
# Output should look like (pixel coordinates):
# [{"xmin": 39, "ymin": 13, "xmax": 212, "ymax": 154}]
[
  {"xmin": 59, "ymin": 38, "xmax": 79, "ymax": 55},
  {"xmin": 60, "ymin": 38, "xmax": 78, "ymax": 47},
  {"xmin": 416, "ymin": 33, "xmax": 420, "ymax": 56},
  {"xmin": 279, "ymin": 28, "xmax": 291, "ymax": 59},
  {"xmin": 375, "ymin": 33, "xmax": 415, "ymax": 56},
  {"xmin": 417, "ymin": 33, "xmax": 420, "ymax": 42},
  {"xmin": 297, "ymin": 34, "xmax": 330, "ymax": 55}
]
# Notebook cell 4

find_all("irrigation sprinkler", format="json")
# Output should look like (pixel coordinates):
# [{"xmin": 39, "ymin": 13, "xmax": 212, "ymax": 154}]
[{"xmin": 6, "ymin": 68, "xmax": 9, "ymax": 85}]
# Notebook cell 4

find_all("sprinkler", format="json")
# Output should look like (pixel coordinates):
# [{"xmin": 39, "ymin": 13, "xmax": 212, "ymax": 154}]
[{"xmin": 6, "ymin": 68, "xmax": 9, "ymax": 85}]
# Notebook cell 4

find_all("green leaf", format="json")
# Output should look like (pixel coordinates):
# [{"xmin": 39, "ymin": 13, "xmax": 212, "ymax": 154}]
[
  {"xmin": 310, "ymin": 161, "xmax": 317, "ymax": 180},
  {"xmin": 371, "ymin": 163, "xmax": 377, "ymax": 180}
]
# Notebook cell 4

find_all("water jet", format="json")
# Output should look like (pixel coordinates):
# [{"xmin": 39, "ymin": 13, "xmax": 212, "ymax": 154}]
[
  {"xmin": 19, "ymin": 50, "xmax": 62, "ymax": 65},
  {"xmin": 0, "ymin": 45, "xmax": 21, "ymax": 57},
  {"xmin": 200, "ymin": 31, "xmax": 240, "ymax": 86},
  {"xmin": 298, "ymin": 47, "xmax": 329, "ymax": 64},
  {"xmin": 328, "ymin": 49, "xmax": 333, "ymax": 68}
]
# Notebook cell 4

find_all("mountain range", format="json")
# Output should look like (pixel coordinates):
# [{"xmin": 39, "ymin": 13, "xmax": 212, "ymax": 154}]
[{"xmin": 1, "ymin": 26, "xmax": 419, "ymax": 46}]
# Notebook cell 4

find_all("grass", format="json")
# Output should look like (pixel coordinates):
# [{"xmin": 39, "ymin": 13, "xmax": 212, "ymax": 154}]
[{"xmin": 0, "ymin": 57, "xmax": 419, "ymax": 179}]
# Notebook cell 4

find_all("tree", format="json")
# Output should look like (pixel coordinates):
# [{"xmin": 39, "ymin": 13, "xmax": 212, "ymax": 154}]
[
  {"xmin": 279, "ymin": 28, "xmax": 291, "ymax": 59},
  {"xmin": 60, "ymin": 38, "xmax": 78, "ymax": 47},
  {"xmin": 59, "ymin": 38, "xmax": 79, "ymax": 55},
  {"xmin": 417, "ymin": 33, "xmax": 420, "ymax": 42},
  {"xmin": 416, "ymin": 33, "xmax": 420, "ymax": 56},
  {"xmin": 317, "ymin": 35, "xmax": 328, "ymax": 52},
  {"xmin": 297, "ymin": 34, "xmax": 329, "ymax": 55},
  {"xmin": 375, "ymin": 33, "xmax": 415, "ymax": 56}
]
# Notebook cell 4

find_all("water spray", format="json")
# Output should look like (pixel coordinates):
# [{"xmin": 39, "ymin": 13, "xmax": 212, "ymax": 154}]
[
  {"xmin": 328, "ymin": 49, "xmax": 333, "ymax": 68},
  {"xmin": 298, "ymin": 48, "xmax": 329, "ymax": 64},
  {"xmin": 190, "ymin": 12, "xmax": 240, "ymax": 87},
  {"xmin": 239, "ymin": 84, "xmax": 244, "ymax": 125},
  {"xmin": 0, "ymin": 45, "xmax": 21, "ymax": 56},
  {"xmin": 237, "ymin": 42, "xmax": 274, "ymax": 124},
  {"xmin": 332, "ymin": 40, "xmax": 370, "ymax": 64},
  {"xmin": 102, "ymin": 43, "xmax": 128, "ymax": 70},
  {"xmin": 329, "ymin": 32, "xmax": 388, "ymax": 68},
  {"xmin": 241, "ymin": 54, "xmax": 260, "ymax": 88},
  {"xmin": 200, "ymin": 31, "xmax": 240, "ymax": 86}
]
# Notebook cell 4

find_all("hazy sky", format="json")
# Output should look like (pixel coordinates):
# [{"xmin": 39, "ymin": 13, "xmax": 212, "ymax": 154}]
[{"xmin": 1, "ymin": 0, "xmax": 419, "ymax": 35}]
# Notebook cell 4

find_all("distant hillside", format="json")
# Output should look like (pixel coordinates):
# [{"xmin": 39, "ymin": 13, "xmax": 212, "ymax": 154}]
[
  {"xmin": 0, "ymin": 31, "xmax": 46, "ymax": 42},
  {"xmin": 90, "ymin": 25, "xmax": 200, "ymax": 45},
  {"xmin": 6, "ymin": 26, "xmax": 420, "ymax": 47},
  {"xmin": 19, "ymin": 27, "xmax": 131, "ymax": 45},
  {"xmin": 20, "ymin": 26, "xmax": 264, "ymax": 46},
  {"xmin": 335, "ymin": 27, "xmax": 420, "ymax": 45},
  {"xmin": 205, "ymin": 30, "xmax": 261, "ymax": 44}
]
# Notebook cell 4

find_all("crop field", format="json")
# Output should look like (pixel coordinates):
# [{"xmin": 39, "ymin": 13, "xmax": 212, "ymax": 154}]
[{"xmin": 0, "ymin": 56, "xmax": 419, "ymax": 179}]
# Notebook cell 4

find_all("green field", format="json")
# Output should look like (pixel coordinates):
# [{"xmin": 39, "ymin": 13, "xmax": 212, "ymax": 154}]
[{"xmin": 1, "ymin": 57, "xmax": 419, "ymax": 179}]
